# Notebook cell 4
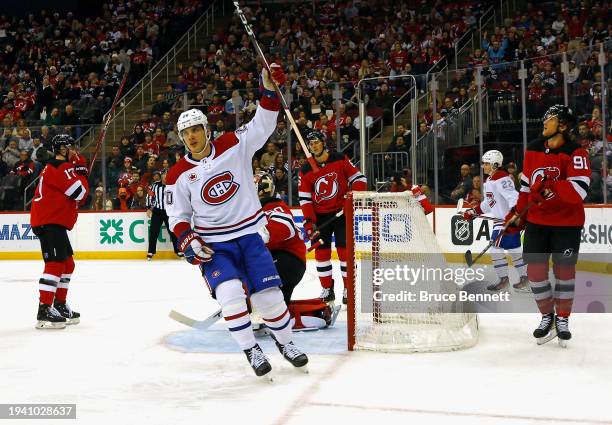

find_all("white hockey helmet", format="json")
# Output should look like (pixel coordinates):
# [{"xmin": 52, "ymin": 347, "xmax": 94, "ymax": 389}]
[
  {"xmin": 482, "ymin": 150, "xmax": 503, "ymax": 169},
  {"xmin": 177, "ymin": 108, "xmax": 209, "ymax": 143}
]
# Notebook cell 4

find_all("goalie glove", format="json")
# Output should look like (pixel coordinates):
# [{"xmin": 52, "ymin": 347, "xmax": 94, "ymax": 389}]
[
  {"xmin": 260, "ymin": 63, "xmax": 286, "ymax": 98},
  {"xmin": 178, "ymin": 230, "xmax": 214, "ymax": 265}
]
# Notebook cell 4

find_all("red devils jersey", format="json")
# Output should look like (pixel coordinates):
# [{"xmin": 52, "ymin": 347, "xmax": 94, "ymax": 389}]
[
  {"xmin": 261, "ymin": 197, "xmax": 306, "ymax": 264},
  {"xmin": 298, "ymin": 152, "xmax": 367, "ymax": 221},
  {"xmin": 517, "ymin": 138, "xmax": 590, "ymax": 226},
  {"xmin": 30, "ymin": 159, "xmax": 89, "ymax": 230}
]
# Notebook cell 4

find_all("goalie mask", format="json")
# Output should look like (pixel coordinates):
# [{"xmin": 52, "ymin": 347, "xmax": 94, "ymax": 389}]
[{"xmin": 254, "ymin": 171, "xmax": 275, "ymax": 198}]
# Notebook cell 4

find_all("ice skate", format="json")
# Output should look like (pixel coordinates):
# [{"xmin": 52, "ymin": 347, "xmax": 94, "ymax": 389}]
[
  {"xmin": 36, "ymin": 304, "xmax": 67, "ymax": 329},
  {"xmin": 53, "ymin": 301, "xmax": 80, "ymax": 325},
  {"xmin": 271, "ymin": 336, "xmax": 308, "ymax": 372},
  {"xmin": 319, "ymin": 286, "xmax": 335, "ymax": 303},
  {"xmin": 487, "ymin": 276, "xmax": 509, "ymax": 291},
  {"xmin": 146, "ymin": 253, "xmax": 153, "ymax": 261},
  {"xmin": 512, "ymin": 275, "xmax": 530, "ymax": 293},
  {"xmin": 555, "ymin": 315, "xmax": 571, "ymax": 348},
  {"xmin": 243, "ymin": 344, "xmax": 272, "ymax": 379},
  {"xmin": 534, "ymin": 313, "xmax": 557, "ymax": 345}
]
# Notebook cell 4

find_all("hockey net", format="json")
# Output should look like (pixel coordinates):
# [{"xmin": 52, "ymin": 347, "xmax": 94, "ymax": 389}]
[{"xmin": 346, "ymin": 191, "xmax": 478, "ymax": 353}]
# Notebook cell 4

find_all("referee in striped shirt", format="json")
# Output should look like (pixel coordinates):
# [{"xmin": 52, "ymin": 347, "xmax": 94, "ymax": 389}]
[{"xmin": 146, "ymin": 171, "xmax": 181, "ymax": 260}]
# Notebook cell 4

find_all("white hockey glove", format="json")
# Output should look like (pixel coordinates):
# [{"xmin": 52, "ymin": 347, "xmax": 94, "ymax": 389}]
[
  {"xmin": 258, "ymin": 226, "xmax": 270, "ymax": 244},
  {"xmin": 178, "ymin": 230, "xmax": 214, "ymax": 265}
]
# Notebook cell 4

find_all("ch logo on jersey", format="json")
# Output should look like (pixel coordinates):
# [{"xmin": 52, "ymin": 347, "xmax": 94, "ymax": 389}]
[
  {"xmin": 201, "ymin": 171, "xmax": 240, "ymax": 205},
  {"xmin": 314, "ymin": 172, "xmax": 339, "ymax": 202},
  {"xmin": 486, "ymin": 191, "xmax": 496, "ymax": 208}
]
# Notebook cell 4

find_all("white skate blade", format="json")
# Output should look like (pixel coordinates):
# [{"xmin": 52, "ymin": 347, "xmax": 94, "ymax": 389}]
[
  {"xmin": 65, "ymin": 317, "xmax": 80, "ymax": 325},
  {"xmin": 536, "ymin": 327, "xmax": 558, "ymax": 345},
  {"xmin": 329, "ymin": 304, "xmax": 342, "ymax": 327},
  {"xmin": 36, "ymin": 321, "xmax": 66, "ymax": 330},
  {"xmin": 294, "ymin": 365, "xmax": 309, "ymax": 374},
  {"xmin": 513, "ymin": 287, "xmax": 531, "ymax": 294},
  {"xmin": 558, "ymin": 338, "xmax": 569, "ymax": 348}
]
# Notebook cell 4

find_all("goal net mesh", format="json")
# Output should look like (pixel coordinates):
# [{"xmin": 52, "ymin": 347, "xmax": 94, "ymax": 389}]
[{"xmin": 347, "ymin": 191, "xmax": 478, "ymax": 353}]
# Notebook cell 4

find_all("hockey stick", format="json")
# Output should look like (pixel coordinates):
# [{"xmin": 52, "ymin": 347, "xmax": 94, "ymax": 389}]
[
  {"xmin": 465, "ymin": 199, "xmax": 535, "ymax": 267},
  {"xmin": 168, "ymin": 308, "xmax": 222, "ymax": 330},
  {"xmin": 87, "ymin": 72, "xmax": 128, "ymax": 174},
  {"xmin": 307, "ymin": 210, "xmax": 344, "ymax": 252},
  {"xmin": 233, "ymin": 1, "xmax": 318, "ymax": 172}
]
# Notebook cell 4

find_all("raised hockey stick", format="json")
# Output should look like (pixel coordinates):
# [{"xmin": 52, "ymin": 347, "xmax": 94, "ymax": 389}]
[
  {"xmin": 307, "ymin": 210, "xmax": 344, "ymax": 252},
  {"xmin": 88, "ymin": 72, "xmax": 128, "ymax": 174},
  {"xmin": 464, "ymin": 200, "xmax": 535, "ymax": 267},
  {"xmin": 168, "ymin": 308, "xmax": 222, "ymax": 330},
  {"xmin": 233, "ymin": 1, "xmax": 318, "ymax": 172}
]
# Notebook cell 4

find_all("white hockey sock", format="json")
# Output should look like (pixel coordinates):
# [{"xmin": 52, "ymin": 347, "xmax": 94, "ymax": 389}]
[
  {"xmin": 490, "ymin": 248, "xmax": 508, "ymax": 279},
  {"xmin": 251, "ymin": 287, "xmax": 292, "ymax": 345},
  {"xmin": 215, "ymin": 280, "xmax": 256, "ymax": 350},
  {"xmin": 508, "ymin": 249, "xmax": 527, "ymax": 276}
]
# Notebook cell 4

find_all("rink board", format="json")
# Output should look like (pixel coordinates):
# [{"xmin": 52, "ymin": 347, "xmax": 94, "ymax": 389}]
[{"xmin": 0, "ymin": 207, "xmax": 611, "ymax": 274}]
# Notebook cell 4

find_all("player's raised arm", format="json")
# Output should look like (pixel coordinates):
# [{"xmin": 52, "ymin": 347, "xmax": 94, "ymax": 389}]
[{"xmin": 238, "ymin": 64, "xmax": 286, "ymax": 157}]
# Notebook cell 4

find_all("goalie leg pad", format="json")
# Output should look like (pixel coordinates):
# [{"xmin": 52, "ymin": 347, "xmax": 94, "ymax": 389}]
[
  {"xmin": 289, "ymin": 298, "xmax": 333, "ymax": 329},
  {"xmin": 251, "ymin": 287, "xmax": 292, "ymax": 345},
  {"xmin": 216, "ymin": 279, "xmax": 256, "ymax": 350}
]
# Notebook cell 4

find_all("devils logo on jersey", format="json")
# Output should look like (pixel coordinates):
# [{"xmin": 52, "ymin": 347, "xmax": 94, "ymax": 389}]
[
  {"xmin": 314, "ymin": 172, "xmax": 339, "ymax": 202},
  {"xmin": 201, "ymin": 171, "xmax": 240, "ymax": 205}
]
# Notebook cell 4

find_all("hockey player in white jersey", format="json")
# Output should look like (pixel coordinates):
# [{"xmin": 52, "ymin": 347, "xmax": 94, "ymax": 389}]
[
  {"xmin": 165, "ymin": 64, "xmax": 308, "ymax": 377},
  {"xmin": 463, "ymin": 150, "xmax": 529, "ymax": 292}
]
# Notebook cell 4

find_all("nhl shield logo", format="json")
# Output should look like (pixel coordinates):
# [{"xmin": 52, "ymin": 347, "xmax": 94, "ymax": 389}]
[{"xmin": 451, "ymin": 216, "xmax": 473, "ymax": 245}]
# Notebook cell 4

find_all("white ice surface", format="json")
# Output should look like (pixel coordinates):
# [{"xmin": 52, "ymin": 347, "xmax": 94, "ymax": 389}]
[{"xmin": 1, "ymin": 260, "xmax": 611, "ymax": 425}]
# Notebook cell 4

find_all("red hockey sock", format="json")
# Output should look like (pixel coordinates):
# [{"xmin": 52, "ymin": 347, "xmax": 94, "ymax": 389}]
[
  {"xmin": 39, "ymin": 261, "xmax": 65, "ymax": 305},
  {"xmin": 553, "ymin": 264, "xmax": 575, "ymax": 318},
  {"xmin": 315, "ymin": 248, "xmax": 333, "ymax": 289},
  {"xmin": 336, "ymin": 246, "xmax": 348, "ymax": 288},
  {"xmin": 528, "ymin": 263, "xmax": 554, "ymax": 315},
  {"xmin": 56, "ymin": 256, "xmax": 75, "ymax": 303}
]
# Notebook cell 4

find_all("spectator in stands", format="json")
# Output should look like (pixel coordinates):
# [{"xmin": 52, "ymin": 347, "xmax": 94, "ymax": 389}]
[
  {"xmin": 341, "ymin": 116, "xmax": 359, "ymax": 148},
  {"xmin": 259, "ymin": 142, "xmax": 279, "ymax": 170},
  {"xmin": 113, "ymin": 187, "xmax": 131, "ymax": 211},
  {"xmin": 30, "ymin": 139, "xmax": 44, "ymax": 164},
  {"xmin": 132, "ymin": 146, "xmax": 148, "ymax": 173},
  {"xmin": 273, "ymin": 168, "xmax": 289, "ymax": 202},
  {"xmin": 119, "ymin": 137, "xmax": 135, "ymax": 159},
  {"xmin": 2, "ymin": 139, "xmax": 20, "ymax": 169},
  {"xmin": 17, "ymin": 128, "xmax": 34, "ymax": 153},
  {"xmin": 61, "ymin": 104, "xmax": 80, "ymax": 138},
  {"xmin": 506, "ymin": 162, "xmax": 520, "ymax": 191},
  {"xmin": 39, "ymin": 126, "xmax": 52, "ymax": 148},
  {"xmin": 211, "ymin": 120, "xmax": 226, "ymax": 140},
  {"xmin": 270, "ymin": 121, "xmax": 288, "ymax": 150},
  {"xmin": 130, "ymin": 125, "xmax": 146, "ymax": 145},
  {"xmin": 577, "ymin": 121, "xmax": 595, "ymax": 152},
  {"xmin": 12, "ymin": 150, "xmax": 35, "ymax": 179},
  {"xmin": 142, "ymin": 132, "xmax": 160, "ymax": 156},
  {"xmin": 151, "ymin": 94, "xmax": 171, "ymax": 118},
  {"xmin": 450, "ymin": 164, "xmax": 473, "ymax": 201},
  {"xmin": 90, "ymin": 187, "xmax": 105, "ymax": 211},
  {"xmin": 164, "ymin": 124, "xmax": 181, "ymax": 152},
  {"xmin": 130, "ymin": 186, "xmax": 148, "ymax": 209},
  {"xmin": 44, "ymin": 108, "xmax": 61, "ymax": 127}
]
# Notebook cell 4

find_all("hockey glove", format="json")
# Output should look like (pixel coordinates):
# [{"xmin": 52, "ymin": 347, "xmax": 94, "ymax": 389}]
[
  {"xmin": 503, "ymin": 207, "xmax": 525, "ymax": 233},
  {"xmin": 462, "ymin": 208, "xmax": 477, "ymax": 221},
  {"xmin": 303, "ymin": 219, "xmax": 318, "ymax": 240},
  {"xmin": 178, "ymin": 230, "xmax": 214, "ymax": 265},
  {"xmin": 71, "ymin": 153, "xmax": 89, "ymax": 177},
  {"xmin": 260, "ymin": 63, "xmax": 286, "ymax": 98},
  {"xmin": 529, "ymin": 171, "xmax": 556, "ymax": 204}
]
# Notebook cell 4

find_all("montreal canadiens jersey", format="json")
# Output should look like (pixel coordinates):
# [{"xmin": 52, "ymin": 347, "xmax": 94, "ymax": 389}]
[
  {"xmin": 517, "ymin": 138, "xmax": 590, "ymax": 226},
  {"xmin": 165, "ymin": 98, "xmax": 279, "ymax": 242},
  {"xmin": 30, "ymin": 159, "xmax": 89, "ymax": 230},
  {"xmin": 298, "ymin": 152, "xmax": 367, "ymax": 220},
  {"xmin": 261, "ymin": 196, "xmax": 306, "ymax": 263},
  {"xmin": 477, "ymin": 170, "xmax": 518, "ymax": 230}
]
